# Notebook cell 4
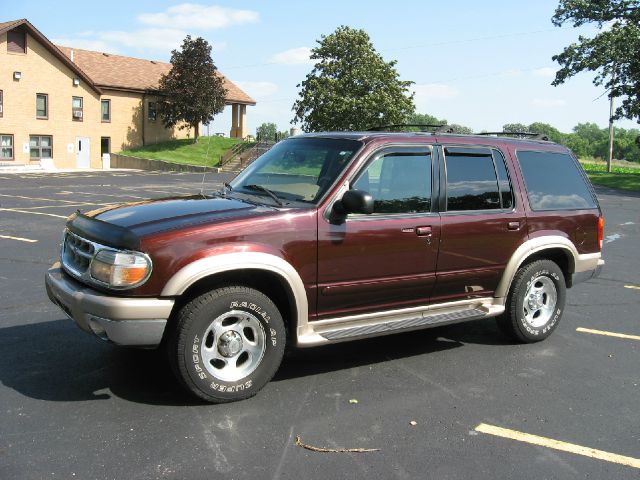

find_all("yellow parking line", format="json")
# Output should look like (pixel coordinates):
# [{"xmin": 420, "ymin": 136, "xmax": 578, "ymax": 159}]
[
  {"xmin": 625, "ymin": 285, "xmax": 640, "ymax": 290},
  {"xmin": 0, "ymin": 234, "xmax": 38, "ymax": 243},
  {"xmin": 475, "ymin": 424, "xmax": 640, "ymax": 469},
  {"xmin": 576, "ymin": 327, "xmax": 640, "ymax": 341},
  {"xmin": 0, "ymin": 208, "xmax": 67, "ymax": 219}
]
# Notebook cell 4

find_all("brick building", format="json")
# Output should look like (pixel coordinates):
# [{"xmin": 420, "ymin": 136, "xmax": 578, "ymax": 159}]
[{"xmin": 0, "ymin": 19, "xmax": 255, "ymax": 169}]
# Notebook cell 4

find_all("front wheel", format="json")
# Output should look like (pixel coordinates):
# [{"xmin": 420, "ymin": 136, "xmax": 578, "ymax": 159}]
[
  {"xmin": 497, "ymin": 259, "xmax": 566, "ymax": 343},
  {"xmin": 168, "ymin": 286, "xmax": 286, "ymax": 403}
]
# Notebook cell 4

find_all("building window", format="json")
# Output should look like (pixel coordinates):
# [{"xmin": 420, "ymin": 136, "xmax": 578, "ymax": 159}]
[
  {"xmin": 29, "ymin": 136, "xmax": 52, "ymax": 159},
  {"xmin": 0, "ymin": 90, "xmax": 3, "ymax": 117},
  {"xmin": 72, "ymin": 96, "xmax": 83, "ymax": 121},
  {"xmin": 36, "ymin": 94, "xmax": 48, "ymax": 119},
  {"xmin": 101, "ymin": 99, "xmax": 111, "ymax": 122},
  {"xmin": 148, "ymin": 101, "xmax": 157, "ymax": 121},
  {"xmin": 1, "ymin": 135, "xmax": 14, "ymax": 160},
  {"xmin": 101, "ymin": 137, "xmax": 111, "ymax": 156},
  {"xmin": 7, "ymin": 28, "xmax": 26, "ymax": 54}
]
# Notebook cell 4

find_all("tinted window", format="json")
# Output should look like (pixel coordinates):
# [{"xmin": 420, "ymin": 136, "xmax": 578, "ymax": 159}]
[
  {"xmin": 493, "ymin": 150, "xmax": 514, "ymax": 209},
  {"xmin": 445, "ymin": 152, "xmax": 500, "ymax": 211},
  {"xmin": 517, "ymin": 151, "xmax": 596, "ymax": 210},
  {"xmin": 353, "ymin": 149, "xmax": 431, "ymax": 214}
]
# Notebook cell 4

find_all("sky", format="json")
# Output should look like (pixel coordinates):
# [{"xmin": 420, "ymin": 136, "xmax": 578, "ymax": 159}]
[{"xmin": 6, "ymin": 0, "xmax": 638, "ymax": 136}]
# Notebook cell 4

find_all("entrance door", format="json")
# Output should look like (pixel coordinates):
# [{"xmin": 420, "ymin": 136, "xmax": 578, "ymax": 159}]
[
  {"xmin": 76, "ymin": 137, "xmax": 90, "ymax": 168},
  {"xmin": 316, "ymin": 146, "xmax": 440, "ymax": 319}
]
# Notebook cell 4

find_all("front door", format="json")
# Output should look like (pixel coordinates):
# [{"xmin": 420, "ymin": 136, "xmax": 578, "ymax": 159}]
[
  {"xmin": 76, "ymin": 137, "xmax": 90, "ymax": 168},
  {"xmin": 316, "ymin": 146, "xmax": 440, "ymax": 319}
]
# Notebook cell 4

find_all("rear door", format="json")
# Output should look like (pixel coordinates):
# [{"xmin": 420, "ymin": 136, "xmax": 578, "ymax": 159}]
[
  {"xmin": 316, "ymin": 145, "xmax": 440, "ymax": 319},
  {"xmin": 432, "ymin": 145, "xmax": 527, "ymax": 303}
]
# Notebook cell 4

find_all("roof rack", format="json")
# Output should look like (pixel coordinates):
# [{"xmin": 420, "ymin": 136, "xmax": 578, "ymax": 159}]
[
  {"xmin": 367, "ymin": 124, "xmax": 449, "ymax": 133},
  {"xmin": 476, "ymin": 131, "xmax": 550, "ymax": 141}
]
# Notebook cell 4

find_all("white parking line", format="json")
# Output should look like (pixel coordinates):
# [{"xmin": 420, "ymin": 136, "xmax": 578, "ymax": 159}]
[
  {"xmin": 576, "ymin": 327, "xmax": 640, "ymax": 341},
  {"xmin": 0, "ymin": 193, "xmax": 85, "ymax": 204},
  {"xmin": 0, "ymin": 234, "xmax": 38, "ymax": 243},
  {"xmin": 475, "ymin": 424, "xmax": 640, "ymax": 469},
  {"xmin": 0, "ymin": 208, "xmax": 67, "ymax": 219}
]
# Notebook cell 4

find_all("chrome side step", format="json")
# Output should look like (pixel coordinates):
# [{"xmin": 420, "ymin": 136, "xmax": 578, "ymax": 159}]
[
  {"xmin": 296, "ymin": 298, "xmax": 505, "ymax": 347},
  {"xmin": 319, "ymin": 307, "xmax": 486, "ymax": 341}
]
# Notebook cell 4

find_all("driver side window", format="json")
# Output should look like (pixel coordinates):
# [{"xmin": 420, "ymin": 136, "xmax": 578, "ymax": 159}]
[{"xmin": 352, "ymin": 149, "xmax": 432, "ymax": 214}]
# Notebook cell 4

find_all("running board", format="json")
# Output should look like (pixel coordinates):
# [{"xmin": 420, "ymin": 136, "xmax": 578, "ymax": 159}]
[{"xmin": 296, "ymin": 298, "xmax": 505, "ymax": 347}]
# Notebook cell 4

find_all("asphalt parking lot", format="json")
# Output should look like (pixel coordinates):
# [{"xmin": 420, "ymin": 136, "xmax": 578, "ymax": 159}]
[{"xmin": 0, "ymin": 170, "xmax": 638, "ymax": 479}]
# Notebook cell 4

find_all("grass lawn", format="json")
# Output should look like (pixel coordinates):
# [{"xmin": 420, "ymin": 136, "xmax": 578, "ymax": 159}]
[
  {"xmin": 119, "ymin": 136, "xmax": 244, "ymax": 167},
  {"xmin": 579, "ymin": 160, "xmax": 640, "ymax": 192}
]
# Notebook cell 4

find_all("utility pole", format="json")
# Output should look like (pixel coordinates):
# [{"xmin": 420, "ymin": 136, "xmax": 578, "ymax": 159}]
[{"xmin": 607, "ymin": 71, "xmax": 615, "ymax": 173}]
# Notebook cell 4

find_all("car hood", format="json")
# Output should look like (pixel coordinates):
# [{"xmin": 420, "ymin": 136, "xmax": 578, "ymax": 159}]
[{"xmin": 91, "ymin": 194, "xmax": 276, "ymax": 237}]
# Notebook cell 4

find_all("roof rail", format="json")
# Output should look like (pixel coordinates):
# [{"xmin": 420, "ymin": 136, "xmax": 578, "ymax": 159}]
[
  {"xmin": 476, "ymin": 131, "xmax": 550, "ymax": 141},
  {"xmin": 366, "ymin": 124, "xmax": 445, "ymax": 132}
]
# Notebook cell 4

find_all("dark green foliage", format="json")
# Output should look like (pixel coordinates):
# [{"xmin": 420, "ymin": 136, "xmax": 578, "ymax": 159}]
[
  {"xmin": 256, "ymin": 123, "xmax": 278, "ymax": 141},
  {"xmin": 157, "ymin": 36, "xmax": 227, "ymax": 142},
  {"xmin": 551, "ymin": 0, "xmax": 640, "ymax": 122},
  {"xmin": 292, "ymin": 26, "xmax": 415, "ymax": 132}
]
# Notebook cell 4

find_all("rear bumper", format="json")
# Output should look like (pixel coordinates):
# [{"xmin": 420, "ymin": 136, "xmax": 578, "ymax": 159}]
[{"xmin": 45, "ymin": 263, "xmax": 174, "ymax": 347}]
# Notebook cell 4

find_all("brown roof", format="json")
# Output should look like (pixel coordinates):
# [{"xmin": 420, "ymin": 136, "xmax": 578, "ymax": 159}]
[
  {"xmin": 55, "ymin": 46, "xmax": 255, "ymax": 105},
  {"xmin": 0, "ymin": 18, "xmax": 255, "ymax": 105}
]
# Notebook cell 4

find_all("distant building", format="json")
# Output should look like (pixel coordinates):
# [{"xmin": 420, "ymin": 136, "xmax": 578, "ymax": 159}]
[{"xmin": 0, "ymin": 19, "xmax": 255, "ymax": 169}]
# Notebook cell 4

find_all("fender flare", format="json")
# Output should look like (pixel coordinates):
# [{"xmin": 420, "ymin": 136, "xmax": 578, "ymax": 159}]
[{"xmin": 161, "ymin": 252, "xmax": 308, "ymax": 330}]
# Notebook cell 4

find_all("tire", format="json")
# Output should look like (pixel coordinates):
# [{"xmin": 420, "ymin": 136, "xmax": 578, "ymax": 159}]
[
  {"xmin": 167, "ymin": 286, "xmax": 286, "ymax": 403},
  {"xmin": 496, "ymin": 259, "xmax": 566, "ymax": 343}
]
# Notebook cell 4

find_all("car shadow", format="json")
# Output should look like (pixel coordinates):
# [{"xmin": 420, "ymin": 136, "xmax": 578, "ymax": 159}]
[{"xmin": 0, "ymin": 317, "xmax": 510, "ymax": 405}]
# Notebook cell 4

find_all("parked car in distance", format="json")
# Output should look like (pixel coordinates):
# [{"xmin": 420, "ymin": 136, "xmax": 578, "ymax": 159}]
[{"xmin": 46, "ymin": 130, "xmax": 604, "ymax": 403}]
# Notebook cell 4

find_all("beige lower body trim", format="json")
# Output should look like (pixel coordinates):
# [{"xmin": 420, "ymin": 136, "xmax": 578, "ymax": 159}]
[{"xmin": 297, "ymin": 297, "xmax": 504, "ymax": 347}]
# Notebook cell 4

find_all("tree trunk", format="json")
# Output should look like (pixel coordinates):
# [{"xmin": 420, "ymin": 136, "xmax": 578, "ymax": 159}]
[{"xmin": 193, "ymin": 123, "xmax": 200, "ymax": 143}]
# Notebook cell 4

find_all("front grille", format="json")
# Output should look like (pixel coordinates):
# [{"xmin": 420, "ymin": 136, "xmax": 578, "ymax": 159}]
[{"xmin": 62, "ymin": 231, "xmax": 96, "ymax": 276}]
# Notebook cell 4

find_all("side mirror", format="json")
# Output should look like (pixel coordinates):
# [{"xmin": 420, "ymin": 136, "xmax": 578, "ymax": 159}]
[{"xmin": 334, "ymin": 189, "xmax": 374, "ymax": 215}]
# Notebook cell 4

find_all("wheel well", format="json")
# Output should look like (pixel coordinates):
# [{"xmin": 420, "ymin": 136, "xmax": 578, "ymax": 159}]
[
  {"xmin": 521, "ymin": 248, "xmax": 574, "ymax": 287},
  {"xmin": 170, "ymin": 269, "xmax": 297, "ymax": 334}
]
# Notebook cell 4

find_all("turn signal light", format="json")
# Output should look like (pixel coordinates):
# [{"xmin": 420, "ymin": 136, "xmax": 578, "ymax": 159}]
[{"xmin": 598, "ymin": 216, "xmax": 604, "ymax": 250}]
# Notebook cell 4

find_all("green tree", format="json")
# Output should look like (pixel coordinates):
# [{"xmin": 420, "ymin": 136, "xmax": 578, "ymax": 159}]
[
  {"xmin": 408, "ymin": 112, "xmax": 446, "ymax": 127},
  {"xmin": 527, "ymin": 122, "xmax": 565, "ymax": 143},
  {"xmin": 551, "ymin": 0, "xmax": 640, "ymax": 121},
  {"xmin": 503, "ymin": 123, "xmax": 529, "ymax": 133},
  {"xmin": 256, "ymin": 122, "xmax": 278, "ymax": 141},
  {"xmin": 292, "ymin": 26, "xmax": 415, "ymax": 131},
  {"xmin": 157, "ymin": 36, "xmax": 227, "ymax": 142}
]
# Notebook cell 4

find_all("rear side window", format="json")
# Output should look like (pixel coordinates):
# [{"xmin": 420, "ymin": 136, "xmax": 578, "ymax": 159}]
[
  {"xmin": 445, "ymin": 149, "xmax": 501, "ymax": 211},
  {"xmin": 517, "ymin": 151, "xmax": 596, "ymax": 210}
]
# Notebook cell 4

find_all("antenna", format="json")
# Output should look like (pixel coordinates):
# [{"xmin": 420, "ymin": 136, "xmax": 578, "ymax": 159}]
[{"xmin": 199, "ymin": 130, "xmax": 213, "ymax": 195}]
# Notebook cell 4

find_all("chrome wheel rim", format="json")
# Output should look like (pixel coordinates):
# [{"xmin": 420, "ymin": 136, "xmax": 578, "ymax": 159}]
[
  {"xmin": 200, "ymin": 310, "xmax": 266, "ymax": 382},
  {"xmin": 523, "ymin": 276, "xmax": 557, "ymax": 328}
]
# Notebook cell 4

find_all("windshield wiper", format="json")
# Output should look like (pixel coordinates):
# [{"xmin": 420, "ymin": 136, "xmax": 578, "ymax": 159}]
[{"xmin": 243, "ymin": 184, "xmax": 284, "ymax": 206}]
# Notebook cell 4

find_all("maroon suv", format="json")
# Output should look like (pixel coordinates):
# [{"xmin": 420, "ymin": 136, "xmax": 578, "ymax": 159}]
[{"xmin": 45, "ymin": 132, "xmax": 604, "ymax": 403}]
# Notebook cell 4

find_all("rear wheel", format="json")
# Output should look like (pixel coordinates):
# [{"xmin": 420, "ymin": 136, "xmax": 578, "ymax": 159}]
[
  {"xmin": 168, "ymin": 286, "xmax": 286, "ymax": 403},
  {"xmin": 497, "ymin": 260, "xmax": 566, "ymax": 343}
]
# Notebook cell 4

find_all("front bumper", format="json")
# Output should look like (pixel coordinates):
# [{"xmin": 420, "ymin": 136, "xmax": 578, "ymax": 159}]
[{"xmin": 45, "ymin": 263, "xmax": 174, "ymax": 347}]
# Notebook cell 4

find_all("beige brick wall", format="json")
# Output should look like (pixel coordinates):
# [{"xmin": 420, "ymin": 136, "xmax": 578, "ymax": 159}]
[{"xmin": 0, "ymin": 31, "xmax": 191, "ymax": 169}]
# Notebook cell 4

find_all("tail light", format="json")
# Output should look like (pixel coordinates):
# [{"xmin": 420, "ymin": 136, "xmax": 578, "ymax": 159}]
[{"xmin": 598, "ymin": 216, "xmax": 604, "ymax": 250}]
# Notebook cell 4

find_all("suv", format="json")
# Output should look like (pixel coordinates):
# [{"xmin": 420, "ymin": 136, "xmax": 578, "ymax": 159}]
[{"xmin": 45, "ymin": 131, "xmax": 604, "ymax": 403}]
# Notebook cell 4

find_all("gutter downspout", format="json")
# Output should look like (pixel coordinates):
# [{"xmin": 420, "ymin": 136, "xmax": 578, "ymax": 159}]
[{"xmin": 142, "ymin": 92, "xmax": 146, "ymax": 146}]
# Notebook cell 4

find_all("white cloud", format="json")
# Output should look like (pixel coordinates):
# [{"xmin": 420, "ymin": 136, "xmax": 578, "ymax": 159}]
[
  {"xmin": 503, "ymin": 69, "xmax": 523, "ymax": 77},
  {"xmin": 138, "ymin": 4, "xmax": 259, "ymax": 30},
  {"xmin": 270, "ymin": 47, "xmax": 313, "ymax": 65},
  {"xmin": 234, "ymin": 81, "xmax": 278, "ymax": 98},
  {"xmin": 533, "ymin": 67, "xmax": 557, "ymax": 78},
  {"xmin": 52, "ymin": 38, "xmax": 119, "ymax": 54},
  {"xmin": 531, "ymin": 98, "xmax": 567, "ymax": 108},
  {"xmin": 412, "ymin": 83, "xmax": 460, "ymax": 110}
]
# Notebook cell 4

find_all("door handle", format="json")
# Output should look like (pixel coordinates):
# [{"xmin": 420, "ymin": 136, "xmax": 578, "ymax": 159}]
[
  {"xmin": 415, "ymin": 226, "xmax": 432, "ymax": 236},
  {"xmin": 507, "ymin": 221, "xmax": 520, "ymax": 231}
]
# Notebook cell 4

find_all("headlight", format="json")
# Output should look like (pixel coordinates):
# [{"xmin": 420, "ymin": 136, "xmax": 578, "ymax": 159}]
[{"xmin": 90, "ymin": 250, "xmax": 152, "ymax": 288}]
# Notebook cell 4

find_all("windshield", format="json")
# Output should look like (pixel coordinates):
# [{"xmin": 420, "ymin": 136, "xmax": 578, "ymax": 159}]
[{"xmin": 229, "ymin": 137, "xmax": 363, "ymax": 205}]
